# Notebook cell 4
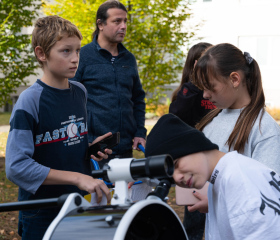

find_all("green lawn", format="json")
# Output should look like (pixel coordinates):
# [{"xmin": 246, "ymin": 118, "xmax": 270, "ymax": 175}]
[
  {"xmin": 0, "ymin": 155, "xmax": 20, "ymax": 239},
  {"xmin": 0, "ymin": 113, "xmax": 11, "ymax": 126}
]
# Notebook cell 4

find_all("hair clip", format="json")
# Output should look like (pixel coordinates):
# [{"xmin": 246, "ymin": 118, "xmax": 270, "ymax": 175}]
[{"xmin": 244, "ymin": 52, "xmax": 253, "ymax": 65}]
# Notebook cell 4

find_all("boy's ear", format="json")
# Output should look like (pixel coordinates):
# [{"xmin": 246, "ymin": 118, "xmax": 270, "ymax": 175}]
[
  {"xmin": 34, "ymin": 46, "xmax": 46, "ymax": 62},
  {"xmin": 229, "ymin": 72, "xmax": 241, "ymax": 88}
]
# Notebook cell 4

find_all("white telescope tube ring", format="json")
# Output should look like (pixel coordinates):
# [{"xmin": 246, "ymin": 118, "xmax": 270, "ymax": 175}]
[{"xmin": 107, "ymin": 158, "xmax": 134, "ymax": 182}]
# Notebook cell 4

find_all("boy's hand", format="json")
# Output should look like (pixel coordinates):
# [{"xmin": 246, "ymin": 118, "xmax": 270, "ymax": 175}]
[
  {"xmin": 76, "ymin": 173, "xmax": 111, "ymax": 204},
  {"xmin": 90, "ymin": 132, "xmax": 113, "ymax": 161},
  {"xmin": 187, "ymin": 192, "xmax": 208, "ymax": 213},
  {"xmin": 43, "ymin": 169, "xmax": 111, "ymax": 204},
  {"xmin": 133, "ymin": 137, "xmax": 146, "ymax": 151}
]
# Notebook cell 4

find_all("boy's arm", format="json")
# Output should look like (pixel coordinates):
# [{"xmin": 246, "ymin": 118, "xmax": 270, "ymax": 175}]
[
  {"xmin": 5, "ymin": 102, "xmax": 51, "ymax": 195},
  {"xmin": 6, "ymin": 125, "xmax": 111, "ymax": 202},
  {"xmin": 42, "ymin": 169, "xmax": 111, "ymax": 203},
  {"xmin": 42, "ymin": 132, "xmax": 113, "ymax": 203}
]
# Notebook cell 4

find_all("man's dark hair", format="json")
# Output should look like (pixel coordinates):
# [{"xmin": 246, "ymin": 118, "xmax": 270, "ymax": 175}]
[{"xmin": 92, "ymin": 0, "xmax": 127, "ymax": 40}]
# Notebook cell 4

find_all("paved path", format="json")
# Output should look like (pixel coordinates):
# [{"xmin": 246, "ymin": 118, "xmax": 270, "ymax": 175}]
[
  {"xmin": 145, "ymin": 118, "xmax": 158, "ymax": 126},
  {"xmin": 0, "ymin": 125, "xmax": 9, "ymax": 133},
  {"xmin": 0, "ymin": 119, "xmax": 158, "ymax": 133}
]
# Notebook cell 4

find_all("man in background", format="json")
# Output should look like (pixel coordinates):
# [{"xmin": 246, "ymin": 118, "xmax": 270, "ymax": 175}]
[{"xmin": 72, "ymin": 0, "xmax": 146, "ymax": 167}]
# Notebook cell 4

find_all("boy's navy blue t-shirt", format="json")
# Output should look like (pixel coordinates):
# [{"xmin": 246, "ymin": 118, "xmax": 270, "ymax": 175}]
[{"xmin": 6, "ymin": 79, "xmax": 90, "ymax": 201}]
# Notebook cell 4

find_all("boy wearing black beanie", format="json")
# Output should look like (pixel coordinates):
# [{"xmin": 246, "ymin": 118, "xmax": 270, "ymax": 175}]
[{"xmin": 145, "ymin": 114, "xmax": 280, "ymax": 240}]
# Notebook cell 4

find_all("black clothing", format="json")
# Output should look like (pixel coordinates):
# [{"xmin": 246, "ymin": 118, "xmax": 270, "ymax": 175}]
[{"xmin": 169, "ymin": 82, "xmax": 216, "ymax": 128}]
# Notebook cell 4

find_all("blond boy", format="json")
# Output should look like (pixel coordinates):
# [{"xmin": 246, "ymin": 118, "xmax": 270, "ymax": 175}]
[{"xmin": 6, "ymin": 16, "xmax": 111, "ymax": 239}]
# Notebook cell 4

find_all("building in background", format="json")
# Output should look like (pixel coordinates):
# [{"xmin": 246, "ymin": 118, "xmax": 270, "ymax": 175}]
[{"xmin": 182, "ymin": 0, "xmax": 280, "ymax": 107}]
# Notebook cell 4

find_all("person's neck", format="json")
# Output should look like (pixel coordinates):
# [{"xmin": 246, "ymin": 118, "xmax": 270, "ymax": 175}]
[
  {"xmin": 207, "ymin": 150, "xmax": 225, "ymax": 180},
  {"xmin": 97, "ymin": 36, "xmax": 119, "ymax": 56},
  {"xmin": 229, "ymin": 86, "xmax": 251, "ymax": 109},
  {"xmin": 41, "ymin": 74, "xmax": 69, "ymax": 89}
]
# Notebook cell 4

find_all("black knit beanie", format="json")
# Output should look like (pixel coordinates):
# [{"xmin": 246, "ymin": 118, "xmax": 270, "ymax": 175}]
[{"xmin": 145, "ymin": 114, "xmax": 219, "ymax": 160}]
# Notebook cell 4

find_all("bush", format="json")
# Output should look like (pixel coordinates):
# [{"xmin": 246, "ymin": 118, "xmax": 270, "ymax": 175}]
[
  {"xmin": 146, "ymin": 98, "xmax": 171, "ymax": 118},
  {"xmin": 155, "ymin": 104, "xmax": 169, "ymax": 117},
  {"xmin": 266, "ymin": 107, "xmax": 280, "ymax": 121}
]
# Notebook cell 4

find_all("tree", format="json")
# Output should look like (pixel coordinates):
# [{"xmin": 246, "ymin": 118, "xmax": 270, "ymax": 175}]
[
  {"xmin": 124, "ymin": 0, "xmax": 195, "ymax": 108},
  {"xmin": 43, "ymin": 0, "xmax": 196, "ymax": 108},
  {"xmin": 0, "ymin": 0, "xmax": 41, "ymax": 107}
]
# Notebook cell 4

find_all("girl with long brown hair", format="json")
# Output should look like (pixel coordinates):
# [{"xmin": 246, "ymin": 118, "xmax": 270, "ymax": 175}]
[{"xmin": 188, "ymin": 43, "xmax": 280, "ymax": 214}]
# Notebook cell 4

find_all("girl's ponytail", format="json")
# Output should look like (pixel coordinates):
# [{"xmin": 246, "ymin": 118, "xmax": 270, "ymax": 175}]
[
  {"xmin": 231, "ymin": 57, "xmax": 265, "ymax": 152},
  {"xmin": 194, "ymin": 44, "xmax": 265, "ymax": 153}
]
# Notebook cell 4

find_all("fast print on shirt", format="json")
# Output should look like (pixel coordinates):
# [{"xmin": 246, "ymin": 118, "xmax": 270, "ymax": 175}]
[{"xmin": 35, "ymin": 115, "xmax": 88, "ymax": 147}]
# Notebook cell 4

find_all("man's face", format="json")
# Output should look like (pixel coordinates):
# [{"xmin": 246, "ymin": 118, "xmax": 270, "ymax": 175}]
[{"xmin": 98, "ymin": 8, "xmax": 127, "ymax": 44}]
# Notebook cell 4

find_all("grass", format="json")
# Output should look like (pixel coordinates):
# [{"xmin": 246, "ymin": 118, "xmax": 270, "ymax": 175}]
[
  {"xmin": 0, "ymin": 113, "xmax": 11, "ymax": 126},
  {"xmin": 0, "ymin": 112, "xmax": 20, "ymax": 239},
  {"xmin": 0, "ymin": 158, "xmax": 20, "ymax": 239}
]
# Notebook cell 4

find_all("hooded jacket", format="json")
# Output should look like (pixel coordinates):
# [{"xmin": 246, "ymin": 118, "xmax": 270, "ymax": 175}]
[{"xmin": 169, "ymin": 82, "xmax": 216, "ymax": 127}]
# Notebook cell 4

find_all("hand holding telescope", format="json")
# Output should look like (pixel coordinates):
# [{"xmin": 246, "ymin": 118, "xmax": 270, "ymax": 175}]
[{"xmin": 91, "ymin": 154, "xmax": 174, "ymax": 205}]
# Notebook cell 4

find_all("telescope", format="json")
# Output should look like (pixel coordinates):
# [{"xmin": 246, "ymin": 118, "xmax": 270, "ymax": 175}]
[
  {"xmin": 0, "ymin": 155, "xmax": 188, "ymax": 240},
  {"xmin": 91, "ymin": 154, "xmax": 174, "ymax": 205}
]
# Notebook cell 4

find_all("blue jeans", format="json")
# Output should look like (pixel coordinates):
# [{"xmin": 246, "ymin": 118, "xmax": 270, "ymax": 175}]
[{"xmin": 18, "ymin": 207, "xmax": 60, "ymax": 240}]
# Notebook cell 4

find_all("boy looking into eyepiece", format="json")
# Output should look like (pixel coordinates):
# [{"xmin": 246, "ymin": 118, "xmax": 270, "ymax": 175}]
[
  {"xmin": 145, "ymin": 114, "xmax": 280, "ymax": 239},
  {"xmin": 5, "ymin": 15, "xmax": 111, "ymax": 240}
]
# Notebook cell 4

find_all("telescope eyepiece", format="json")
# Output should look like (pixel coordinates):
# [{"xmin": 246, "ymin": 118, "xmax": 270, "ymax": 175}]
[{"xmin": 130, "ymin": 154, "xmax": 174, "ymax": 180}]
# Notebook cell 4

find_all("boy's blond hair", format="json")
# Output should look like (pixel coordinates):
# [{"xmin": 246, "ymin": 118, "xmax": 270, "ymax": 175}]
[{"xmin": 32, "ymin": 15, "xmax": 83, "ymax": 67}]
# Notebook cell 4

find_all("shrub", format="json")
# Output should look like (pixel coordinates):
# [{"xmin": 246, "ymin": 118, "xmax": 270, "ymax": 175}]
[
  {"xmin": 146, "ymin": 98, "xmax": 171, "ymax": 118},
  {"xmin": 266, "ymin": 107, "xmax": 280, "ymax": 121}
]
